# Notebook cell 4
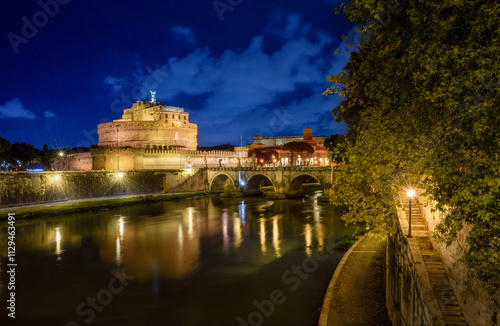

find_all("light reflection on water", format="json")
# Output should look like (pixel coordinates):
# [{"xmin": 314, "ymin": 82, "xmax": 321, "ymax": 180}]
[{"xmin": 0, "ymin": 194, "xmax": 354, "ymax": 326}]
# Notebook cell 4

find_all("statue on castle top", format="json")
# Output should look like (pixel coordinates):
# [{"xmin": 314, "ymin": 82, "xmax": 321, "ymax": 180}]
[{"xmin": 150, "ymin": 90, "xmax": 156, "ymax": 103}]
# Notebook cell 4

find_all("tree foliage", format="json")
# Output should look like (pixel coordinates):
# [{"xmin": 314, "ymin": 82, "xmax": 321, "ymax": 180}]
[
  {"xmin": 10, "ymin": 142, "xmax": 40, "ymax": 165},
  {"xmin": 324, "ymin": 134, "xmax": 346, "ymax": 163},
  {"xmin": 0, "ymin": 136, "xmax": 12, "ymax": 163},
  {"xmin": 326, "ymin": 0, "xmax": 500, "ymax": 291},
  {"xmin": 41, "ymin": 144, "xmax": 52, "ymax": 170},
  {"xmin": 282, "ymin": 141, "xmax": 314, "ymax": 164},
  {"xmin": 249, "ymin": 148, "xmax": 279, "ymax": 165}
]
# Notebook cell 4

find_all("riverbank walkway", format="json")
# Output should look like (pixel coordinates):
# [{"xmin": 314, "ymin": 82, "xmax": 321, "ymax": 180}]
[
  {"xmin": 319, "ymin": 235, "xmax": 391, "ymax": 326},
  {"xmin": 0, "ymin": 194, "xmax": 162, "ymax": 212},
  {"xmin": 319, "ymin": 195, "xmax": 468, "ymax": 326},
  {"xmin": 0, "ymin": 192, "xmax": 212, "ymax": 213}
]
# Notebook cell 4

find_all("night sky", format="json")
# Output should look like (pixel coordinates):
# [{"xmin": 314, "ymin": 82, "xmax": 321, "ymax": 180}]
[{"xmin": 1, "ymin": 0, "xmax": 354, "ymax": 149}]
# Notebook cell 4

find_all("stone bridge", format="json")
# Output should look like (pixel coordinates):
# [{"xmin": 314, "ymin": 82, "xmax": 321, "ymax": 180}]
[{"xmin": 207, "ymin": 166, "xmax": 339, "ymax": 196}]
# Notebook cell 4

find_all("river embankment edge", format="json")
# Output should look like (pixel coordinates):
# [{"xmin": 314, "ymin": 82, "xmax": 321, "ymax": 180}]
[{"xmin": 0, "ymin": 191, "xmax": 214, "ymax": 223}]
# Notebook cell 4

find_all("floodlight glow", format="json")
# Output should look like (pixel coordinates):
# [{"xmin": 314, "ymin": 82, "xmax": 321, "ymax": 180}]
[
  {"xmin": 407, "ymin": 189, "xmax": 415, "ymax": 198},
  {"xmin": 118, "ymin": 173, "xmax": 124, "ymax": 178},
  {"xmin": 54, "ymin": 175, "xmax": 61, "ymax": 180}
]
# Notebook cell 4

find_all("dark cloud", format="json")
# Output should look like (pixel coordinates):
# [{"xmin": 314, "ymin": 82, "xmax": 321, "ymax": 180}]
[
  {"xmin": 0, "ymin": 98, "xmax": 36, "ymax": 119},
  {"xmin": 169, "ymin": 25, "xmax": 197, "ymax": 44}
]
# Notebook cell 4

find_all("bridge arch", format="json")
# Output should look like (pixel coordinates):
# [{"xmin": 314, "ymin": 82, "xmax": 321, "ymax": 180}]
[
  {"xmin": 244, "ymin": 174, "xmax": 276, "ymax": 195},
  {"xmin": 209, "ymin": 172, "xmax": 236, "ymax": 191},
  {"xmin": 287, "ymin": 174, "xmax": 323, "ymax": 196}
]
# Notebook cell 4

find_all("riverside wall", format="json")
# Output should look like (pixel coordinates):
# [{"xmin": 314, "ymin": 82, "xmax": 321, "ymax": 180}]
[
  {"xmin": 386, "ymin": 209, "xmax": 446, "ymax": 326},
  {"xmin": 415, "ymin": 194, "xmax": 500, "ymax": 326},
  {"xmin": 0, "ymin": 169, "xmax": 205, "ymax": 207}
]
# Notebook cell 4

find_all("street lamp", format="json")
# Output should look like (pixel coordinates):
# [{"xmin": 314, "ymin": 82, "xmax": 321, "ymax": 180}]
[
  {"xmin": 59, "ymin": 152, "xmax": 64, "ymax": 157},
  {"xmin": 407, "ymin": 189, "xmax": 415, "ymax": 238}
]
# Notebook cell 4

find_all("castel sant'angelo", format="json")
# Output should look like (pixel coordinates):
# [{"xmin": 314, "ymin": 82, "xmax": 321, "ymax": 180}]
[
  {"xmin": 97, "ymin": 97, "xmax": 198, "ymax": 150},
  {"xmin": 91, "ymin": 93, "xmax": 248, "ymax": 170}
]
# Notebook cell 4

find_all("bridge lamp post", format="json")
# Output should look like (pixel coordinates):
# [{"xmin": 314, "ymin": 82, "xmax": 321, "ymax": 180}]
[{"xmin": 407, "ymin": 189, "xmax": 415, "ymax": 238}]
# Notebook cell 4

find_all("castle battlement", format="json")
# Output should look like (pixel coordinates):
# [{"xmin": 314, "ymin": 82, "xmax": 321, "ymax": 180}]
[
  {"xmin": 91, "ymin": 146, "xmax": 251, "ymax": 170},
  {"xmin": 97, "ymin": 99, "xmax": 198, "ymax": 150}
]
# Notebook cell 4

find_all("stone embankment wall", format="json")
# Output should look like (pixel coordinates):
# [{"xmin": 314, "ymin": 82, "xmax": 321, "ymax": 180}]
[
  {"xmin": 0, "ymin": 169, "xmax": 204, "ymax": 207},
  {"xmin": 91, "ymin": 147, "xmax": 251, "ymax": 170},
  {"xmin": 386, "ymin": 209, "xmax": 446, "ymax": 326},
  {"xmin": 416, "ymin": 194, "xmax": 500, "ymax": 326}
]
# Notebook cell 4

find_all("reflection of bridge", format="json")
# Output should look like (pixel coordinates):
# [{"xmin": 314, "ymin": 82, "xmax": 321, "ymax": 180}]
[{"xmin": 207, "ymin": 167, "xmax": 339, "ymax": 197}]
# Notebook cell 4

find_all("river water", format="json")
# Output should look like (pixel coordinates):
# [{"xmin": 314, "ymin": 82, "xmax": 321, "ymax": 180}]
[{"xmin": 0, "ymin": 194, "xmax": 355, "ymax": 326}]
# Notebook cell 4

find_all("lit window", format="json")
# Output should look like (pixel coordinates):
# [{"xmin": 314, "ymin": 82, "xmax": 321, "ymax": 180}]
[{"xmin": 172, "ymin": 122, "xmax": 181, "ymax": 127}]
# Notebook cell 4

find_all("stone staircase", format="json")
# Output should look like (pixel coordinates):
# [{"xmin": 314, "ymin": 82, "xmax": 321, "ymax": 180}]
[
  {"xmin": 402, "ymin": 197, "xmax": 468, "ymax": 326},
  {"xmin": 167, "ymin": 169, "xmax": 204, "ymax": 193}
]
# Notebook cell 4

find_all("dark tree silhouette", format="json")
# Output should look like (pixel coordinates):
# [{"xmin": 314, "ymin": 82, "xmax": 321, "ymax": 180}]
[{"xmin": 282, "ymin": 142, "xmax": 314, "ymax": 165}]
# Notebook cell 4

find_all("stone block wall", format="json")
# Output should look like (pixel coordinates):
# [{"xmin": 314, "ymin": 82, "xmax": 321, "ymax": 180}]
[
  {"xmin": 0, "ymin": 169, "xmax": 205, "ymax": 207},
  {"xmin": 415, "ymin": 194, "xmax": 500, "ymax": 326}
]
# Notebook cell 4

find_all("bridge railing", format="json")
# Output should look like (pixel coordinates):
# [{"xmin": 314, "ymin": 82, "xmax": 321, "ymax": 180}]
[{"xmin": 207, "ymin": 166, "xmax": 336, "ymax": 171}]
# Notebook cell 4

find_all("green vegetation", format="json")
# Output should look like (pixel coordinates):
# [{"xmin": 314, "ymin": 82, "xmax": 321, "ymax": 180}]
[
  {"xmin": 0, "ymin": 192, "xmax": 211, "ymax": 222},
  {"xmin": 326, "ymin": 1, "xmax": 500, "ymax": 291},
  {"xmin": 223, "ymin": 179, "xmax": 236, "ymax": 196},
  {"xmin": 337, "ymin": 228, "xmax": 369, "ymax": 251},
  {"xmin": 323, "ymin": 134, "xmax": 346, "ymax": 164}
]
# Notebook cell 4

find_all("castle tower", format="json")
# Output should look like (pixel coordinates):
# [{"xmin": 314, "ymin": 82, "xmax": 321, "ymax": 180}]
[{"xmin": 97, "ymin": 100, "xmax": 198, "ymax": 150}]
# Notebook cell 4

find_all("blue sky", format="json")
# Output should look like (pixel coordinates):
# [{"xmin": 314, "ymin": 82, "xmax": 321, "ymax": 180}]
[{"xmin": 0, "ymin": 0, "xmax": 354, "ymax": 149}]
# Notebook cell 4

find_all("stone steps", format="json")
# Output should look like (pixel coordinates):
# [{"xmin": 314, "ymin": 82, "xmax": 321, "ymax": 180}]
[{"xmin": 401, "ymin": 196, "xmax": 468, "ymax": 326}]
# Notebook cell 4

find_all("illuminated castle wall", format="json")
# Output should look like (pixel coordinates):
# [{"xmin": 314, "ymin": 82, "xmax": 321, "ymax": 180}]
[{"xmin": 98, "ymin": 100, "xmax": 198, "ymax": 150}]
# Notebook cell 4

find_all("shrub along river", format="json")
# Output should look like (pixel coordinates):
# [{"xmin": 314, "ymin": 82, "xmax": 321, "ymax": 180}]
[{"xmin": 0, "ymin": 193, "xmax": 356, "ymax": 326}]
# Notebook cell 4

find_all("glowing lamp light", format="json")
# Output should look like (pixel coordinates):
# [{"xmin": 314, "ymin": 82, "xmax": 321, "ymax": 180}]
[
  {"xmin": 118, "ymin": 173, "xmax": 124, "ymax": 178},
  {"xmin": 407, "ymin": 189, "xmax": 415, "ymax": 198},
  {"xmin": 59, "ymin": 152, "xmax": 64, "ymax": 157},
  {"xmin": 240, "ymin": 180, "xmax": 245, "ymax": 186},
  {"xmin": 54, "ymin": 175, "xmax": 61, "ymax": 180}
]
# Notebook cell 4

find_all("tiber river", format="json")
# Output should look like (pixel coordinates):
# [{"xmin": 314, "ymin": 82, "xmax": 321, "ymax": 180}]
[{"xmin": 0, "ymin": 193, "xmax": 356, "ymax": 326}]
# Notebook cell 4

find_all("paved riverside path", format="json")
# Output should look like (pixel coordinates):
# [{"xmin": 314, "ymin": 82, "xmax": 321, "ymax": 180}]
[
  {"xmin": 0, "ymin": 192, "xmax": 208, "ymax": 213},
  {"xmin": 320, "ymin": 235, "xmax": 391, "ymax": 326},
  {"xmin": 401, "ymin": 197, "xmax": 467, "ymax": 326},
  {"xmin": 0, "ymin": 194, "xmax": 160, "ymax": 212}
]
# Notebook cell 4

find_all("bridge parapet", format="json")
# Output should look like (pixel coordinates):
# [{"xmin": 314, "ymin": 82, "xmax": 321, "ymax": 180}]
[{"xmin": 207, "ymin": 166, "xmax": 336, "ymax": 172}]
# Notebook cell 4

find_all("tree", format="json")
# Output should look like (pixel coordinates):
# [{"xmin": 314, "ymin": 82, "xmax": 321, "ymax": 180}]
[
  {"xmin": 10, "ymin": 142, "xmax": 40, "ymax": 166},
  {"xmin": 0, "ymin": 136, "xmax": 12, "ymax": 163},
  {"xmin": 323, "ymin": 134, "xmax": 346, "ymax": 163},
  {"xmin": 325, "ymin": 0, "xmax": 500, "ymax": 291},
  {"xmin": 41, "ymin": 144, "xmax": 52, "ymax": 170},
  {"xmin": 248, "ymin": 148, "xmax": 279, "ymax": 166},
  {"xmin": 282, "ymin": 142, "xmax": 314, "ymax": 165}
]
